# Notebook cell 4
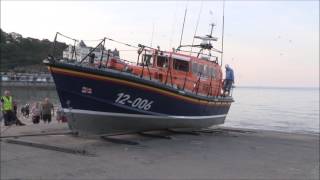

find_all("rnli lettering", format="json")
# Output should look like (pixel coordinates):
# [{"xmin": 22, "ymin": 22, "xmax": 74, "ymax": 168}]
[{"xmin": 115, "ymin": 93, "xmax": 153, "ymax": 111}]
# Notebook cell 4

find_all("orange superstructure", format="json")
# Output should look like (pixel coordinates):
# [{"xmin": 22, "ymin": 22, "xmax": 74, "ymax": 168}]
[{"xmin": 103, "ymin": 49, "xmax": 223, "ymax": 97}]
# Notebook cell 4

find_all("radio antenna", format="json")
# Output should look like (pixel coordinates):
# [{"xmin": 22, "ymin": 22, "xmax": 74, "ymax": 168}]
[{"xmin": 150, "ymin": 21, "xmax": 155, "ymax": 47}]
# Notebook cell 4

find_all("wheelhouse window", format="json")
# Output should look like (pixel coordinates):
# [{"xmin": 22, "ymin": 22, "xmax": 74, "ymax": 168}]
[
  {"xmin": 157, "ymin": 56, "xmax": 169, "ymax": 68},
  {"xmin": 209, "ymin": 67, "xmax": 216, "ymax": 78},
  {"xmin": 192, "ymin": 63, "xmax": 198, "ymax": 74},
  {"xmin": 143, "ymin": 54, "xmax": 153, "ymax": 66},
  {"xmin": 173, "ymin": 59, "xmax": 189, "ymax": 72},
  {"xmin": 198, "ymin": 64, "xmax": 204, "ymax": 75},
  {"xmin": 204, "ymin": 65, "xmax": 209, "ymax": 77}
]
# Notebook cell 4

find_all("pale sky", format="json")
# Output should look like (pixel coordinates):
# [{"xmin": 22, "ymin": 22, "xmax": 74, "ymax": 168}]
[{"xmin": 1, "ymin": 0, "xmax": 319, "ymax": 87}]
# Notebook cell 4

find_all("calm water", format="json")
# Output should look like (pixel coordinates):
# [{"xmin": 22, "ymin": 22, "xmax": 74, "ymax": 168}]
[
  {"xmin": 1, "ymin": 86, "xmax": 319, "ymax": 134},
  {"xmin": 223, "ymin": 87, "xmax": 319, "ymax": 134}
]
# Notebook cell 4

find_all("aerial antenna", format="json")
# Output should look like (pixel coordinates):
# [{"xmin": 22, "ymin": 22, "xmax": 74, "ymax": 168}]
[
  {"xmin": 209, "ymin": 23, "xmax": 215, "ymax": 37},
  {"xmin": 179, "ymin": 3, "xmax": 188, "ymax": 47},
  {"xmin": 150, "ymin": 21, "xmax": 155, "ymax": 47},
  {"xmin": 221, "ymin": 0, "xmax": 226, "ymax": 66},
  {"xmin": 208, "ymin": 23, "xmax": 216, "ymax": 57},
  {"xmin": 191, "ymin": 1, "xmax": 204, "ymax": 54}
]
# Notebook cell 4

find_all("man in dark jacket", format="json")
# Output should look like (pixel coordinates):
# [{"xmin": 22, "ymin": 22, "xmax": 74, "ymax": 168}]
[
  {"xmin": 41, "ymin": 97, "xmax": 54, "ymax": 123},
  {"xmin": 223, "ymin": 64, "xmax": 234, "ymax": 96}
]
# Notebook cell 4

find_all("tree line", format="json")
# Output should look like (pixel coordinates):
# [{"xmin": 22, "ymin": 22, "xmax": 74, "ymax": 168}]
[{"xmin": 0, "ymin": 29, "xmax": 67, "ymax": 72}]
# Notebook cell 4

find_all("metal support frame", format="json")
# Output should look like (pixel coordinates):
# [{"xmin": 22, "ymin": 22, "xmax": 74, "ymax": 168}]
[
  {"xmin": 167, "ymin": 129, "xmax": 200, "ymax": 136},
  {"xmin": 100, "ymin": 136, "xmax": 139, "ymax": 145},
  {"xmin": 0, "ymin": 132, "xmax": 75, "ymax": 139},
  {"xmin": 4, "ymin": 138, "xmax": 91, "ymax": 156},
  {"xmin": 139, "ymin": 132, "xmax": 172, "ymax": 139}
]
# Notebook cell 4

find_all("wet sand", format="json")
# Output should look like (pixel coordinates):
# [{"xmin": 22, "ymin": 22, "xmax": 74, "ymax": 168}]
[{"xmin": 0, "ymin": 123, "xmax": 319, "ymax": 180}]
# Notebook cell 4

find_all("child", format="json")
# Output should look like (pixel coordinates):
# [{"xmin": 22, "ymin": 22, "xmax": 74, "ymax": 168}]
[
  {"xmin": 31, "ymin": 102, "xmax": 41, "ymax": 124},
  {"xmin": 56, "ymin": 107, "xmax": 67, "ymax": 123}
]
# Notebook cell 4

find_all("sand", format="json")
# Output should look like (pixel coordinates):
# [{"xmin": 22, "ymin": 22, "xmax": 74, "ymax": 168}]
[{"xmin": 0, "ymin": 123, "xmax": 319, "ymax": 179}]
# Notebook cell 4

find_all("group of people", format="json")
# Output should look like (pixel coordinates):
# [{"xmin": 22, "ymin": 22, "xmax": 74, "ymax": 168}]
[
  {"xmin": 0, "ymin": 90, "xmax": 64, "ymax": 126},
  {"xmin": 27, "ymin": 98, "xmax": 54, "ymax": 124}
]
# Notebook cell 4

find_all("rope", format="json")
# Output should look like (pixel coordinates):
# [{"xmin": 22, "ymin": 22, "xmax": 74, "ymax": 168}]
[
  {"xmin": 117, "ymin": 49, "xmax": 138, "ymax": 52},
  {"xmin": 57, "ymin": 32, "xmax": 103, "ymax": 42},
  {"xmin": 105, "ymin": 37, "xmax": 138, "ymax": 48},
  {"xmin": 80, "ymin": 38, "xmax": 104, "ymax": 42},
  {"xmin": 57, "ymin": 32, "xmax": 78, "ymax": 42},
  {"xmin": 57, "ymin": 32, "xmax": 139, "ymax": 49}
]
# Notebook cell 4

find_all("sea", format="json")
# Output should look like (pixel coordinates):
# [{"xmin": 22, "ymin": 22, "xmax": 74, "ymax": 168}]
[{"xmin": 1, "ymin": 86, "xmax": 319, "ymax": 134}]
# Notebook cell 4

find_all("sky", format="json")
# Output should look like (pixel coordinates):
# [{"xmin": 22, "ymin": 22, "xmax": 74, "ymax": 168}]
[{"xmin": 1, "ymin": 0, "xmax": 319, "ymax": 87}]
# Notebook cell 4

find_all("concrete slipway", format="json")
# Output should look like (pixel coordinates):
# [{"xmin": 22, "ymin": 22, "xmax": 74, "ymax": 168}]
[{"xmin": 0, "ymin": 123, "xmax": 319, "ymax": 180}]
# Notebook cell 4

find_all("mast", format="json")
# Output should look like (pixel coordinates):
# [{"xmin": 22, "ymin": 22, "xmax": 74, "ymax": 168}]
[
  {"xmin": 179, "ymin": 6, "xmax": 188, "ymax": 47},
  {"xmin": 221, "ymin": 0, "xmax": 225, "ymax": 66},
  {"xmin": 191, "ymin": 1, "xmax": 203, "ymax": 53}
]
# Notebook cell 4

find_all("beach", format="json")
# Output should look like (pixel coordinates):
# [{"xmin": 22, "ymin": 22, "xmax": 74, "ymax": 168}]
[
  {"xmin": 1, "ymin": 0, "xmax": 319, "ymax": 179},
  {"xmin": 1, "ymin": 123, "xmax": 319, "ymax": 179}
]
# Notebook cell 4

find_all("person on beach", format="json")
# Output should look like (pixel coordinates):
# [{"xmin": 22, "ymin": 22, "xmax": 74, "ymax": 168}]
[
  {"xmin": 223, "ymin": 64, "xmax": 234, "ymax": 96},
  {"xmin": 21, "ymin": 103, "xmax": 30, "ymax": 118},
  {"xmin": 56, "ymin": 107, "xmax": 67, "ymax": 123},
  {"xmin": 12, "ymin": 100, "xmax": 25, "ymax": 126},
  {"xmin": 1, "ymin": 90, "xmax": 25, "ymax": 126},
  {"xmin": 0, "ymin": 104, "xmax": 3, "ymax": 122},
  {"xmin": 31, "ymin": 102, "xmax": 41, "ymax": 124},
  {"xmin": 41, "ymin": 97, "xmax": 54, "ymax": 124}
]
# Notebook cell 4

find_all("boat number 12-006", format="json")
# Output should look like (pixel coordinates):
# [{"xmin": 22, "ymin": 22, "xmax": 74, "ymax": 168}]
[{"xmin": 115, "ymin": 93, "xmax": 153, "ymax": 111}]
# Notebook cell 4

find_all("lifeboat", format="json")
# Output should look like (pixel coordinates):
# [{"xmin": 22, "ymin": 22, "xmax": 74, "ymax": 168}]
[{"xmin": 44, "ymin": 30, "xmax": 234, "ymax": 135}]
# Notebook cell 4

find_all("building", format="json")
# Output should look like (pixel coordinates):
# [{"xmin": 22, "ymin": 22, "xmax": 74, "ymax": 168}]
[
  {"xmin": 9, "ymin": 32, "xmax": 22, "ymax": 40},
  {"xmin": 63, "ymin": 40, "xmax": 120, "ymax": 62}
]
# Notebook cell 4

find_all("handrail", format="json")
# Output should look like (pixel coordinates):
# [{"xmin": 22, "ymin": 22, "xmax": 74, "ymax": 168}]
[
  {"xmin": 164, "ymin": 56, "xmax": 174, "ymax": 87},
  {"xmin": 140, "ymin": 49, "xmax": 152, "ymax": 80},
  {"xmin": 48, "ymin": 33, "xmax": 225, "ymax": 97},
  {"xmin": 79, "ymin": 38, "xmax": 106, "ymax": 64},
  {"xmin": 99, "ymin": 38, "xmax": 106, "ymax": 68}
]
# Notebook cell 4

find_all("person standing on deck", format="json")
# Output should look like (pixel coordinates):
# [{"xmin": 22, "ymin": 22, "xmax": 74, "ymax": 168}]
[
  {"xmin": 223, "ymin": 64, "xmax": 234, "ymax": 96},
  {"xmin": 41, "ymin": 97, "xmax": 54, "ymax": 124}
]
